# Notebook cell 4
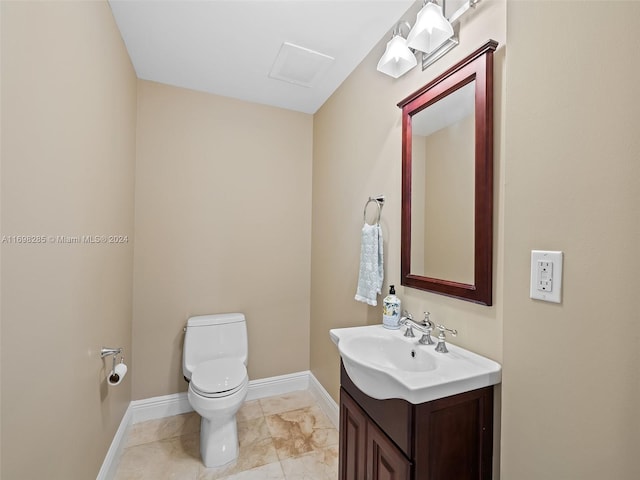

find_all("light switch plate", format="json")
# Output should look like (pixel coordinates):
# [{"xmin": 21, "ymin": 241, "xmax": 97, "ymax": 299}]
[{"xmin": 530, "ymin": 250, "xmax": 563, "ymax": 303}]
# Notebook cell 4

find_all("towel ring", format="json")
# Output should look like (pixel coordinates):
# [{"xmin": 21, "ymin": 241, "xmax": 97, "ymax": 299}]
[{"xmin": 363, "ymin": 195, "xmax": 385, "ymax": 225}]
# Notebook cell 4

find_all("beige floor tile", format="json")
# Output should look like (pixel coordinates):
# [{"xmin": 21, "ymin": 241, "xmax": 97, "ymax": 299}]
[
  {"xmin": 265, "ymin": 405, "xmax": 339, "ymax": 461},
  {"xmin": 116, "ymin": 433, "xmax": 201, "ymax": 480},
  {"xmin": 116, "ymin": 391, "xmax": 337, "ymax": 480},
  {"xmin": 127, "ymin": 412, "xmax": 200, "ymax": 447},
  {"xmin": 197, "ymin": 437, "xmax": 279, "ymax": 480},
  {"xmin": 280, "ymin": 445, "xmax": 339, "ymax": 480},
  {"xmin": 238, "ymin": 416, "xmax": 271, "ymax": 447},
  {"xmin": 236, "ymin": 400, "xmax": 263, "ymax": 422},
  {"xmin": 259, "ymin": 390, "xmax": 316, "ymax": 416},
  {"xmin": 218, "ymin": 462, "xmax": 285, "ymax": 480}
]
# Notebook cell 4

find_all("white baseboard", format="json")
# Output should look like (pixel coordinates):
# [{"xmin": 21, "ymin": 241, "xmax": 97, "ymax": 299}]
[
  {"xmin": 130, "ymin": 391, "xmax": 192, "ymax": 424},
  {"xmin": 95, "ymin": 405, "xmax": 132, "ymax": 480},
  {"xmin": 245, "ymin": 370, "xmax": 311, "ymax": 402},
  {"xmin": 97, "ymin": 370, "xmax": 338, "ymax": 479},
  {"xmin": 129, "ymin": 370, "xmax": 315, "ymax": 424},
  {"xmin": 308, "ymin": 372, "xmax": 339, "ymax": 428}
]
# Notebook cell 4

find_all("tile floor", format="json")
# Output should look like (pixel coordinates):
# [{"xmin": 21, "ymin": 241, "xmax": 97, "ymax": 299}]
[{"xmin": 114, "ymin": 390, "xmax": 339, "ymax": 480}]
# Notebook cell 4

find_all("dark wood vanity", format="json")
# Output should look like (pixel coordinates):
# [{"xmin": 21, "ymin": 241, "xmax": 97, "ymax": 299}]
[{"xmin": 339, "ymin": 363, "xmax": 494, "ymax": 480}]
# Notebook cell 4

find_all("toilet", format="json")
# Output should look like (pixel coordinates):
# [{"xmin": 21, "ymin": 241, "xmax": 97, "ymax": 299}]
[{"xmin": 183, "ymin": 313, "xmax": 249, "ymax": 468}]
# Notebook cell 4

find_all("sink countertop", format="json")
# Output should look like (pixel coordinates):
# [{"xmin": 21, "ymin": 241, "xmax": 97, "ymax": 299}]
[{"xmin": 330, "ymin": 324, "xmax": 502, "ymax": 405}]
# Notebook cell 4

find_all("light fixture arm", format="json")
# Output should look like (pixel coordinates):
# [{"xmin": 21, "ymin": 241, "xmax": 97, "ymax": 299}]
[
  {"xmin": 421, "ymin": 0, "xmax": 443, "ymax": 9},
  {"xmin": 392, "ymin": 21, "xmax": 412, "ymax": 38},
  {"xmin": 448, "ymin": 0, "xmax": 480, "ymax": 24},
  {"xmin": 418, "ymin": 0, "xmax": 481, "ymax": 25}
]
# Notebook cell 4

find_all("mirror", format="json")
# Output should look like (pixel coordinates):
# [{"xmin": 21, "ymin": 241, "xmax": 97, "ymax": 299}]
[
  {"xmin": 398, "ymin": 40, "xmax": 497, "ymax": 305},
  {"xmin": 410, "ymin": 81, "xmax": 475, "ymax": 285}
]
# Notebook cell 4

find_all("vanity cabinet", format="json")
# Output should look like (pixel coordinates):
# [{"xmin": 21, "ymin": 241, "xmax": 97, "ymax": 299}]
[
  {"xmin": 339, "ymin": 363, "xmax": 494, "ymax": 480},
  {"xmin": 340, "ymin": 389, "xmax": 411, "ymax": 480}
]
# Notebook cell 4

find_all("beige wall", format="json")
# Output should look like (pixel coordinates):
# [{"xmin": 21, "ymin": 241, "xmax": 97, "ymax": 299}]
[
  {"xmin": 502, "ymin": 1, "xmax": 640, "ymax": 478},
  {"xmin": 1, "ymin": 1, "xmax": 136, "ymax": 478},
  {"xmin": 311, "ymin": 0, "xmax": 506, "ymax": 405},
  {"xmin": 421, "ymin": 113, "xmax": 475, "ymax": 283},
  {"xmin": 133, "ymin": 81, "xmax": 313, "ymax": 399}
]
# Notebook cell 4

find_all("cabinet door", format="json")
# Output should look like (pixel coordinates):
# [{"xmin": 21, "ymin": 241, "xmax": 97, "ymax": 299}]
[
  {"xmin": 414, "ymin": 387, "xmax": 493, "ymax": 480},
  {"xmin": 366, "ymin": 418, "xmax": 411, "ymax": 480},
  {"xmin": 340, "ymin": 389, "xmax": 367, "ymax": 480}
]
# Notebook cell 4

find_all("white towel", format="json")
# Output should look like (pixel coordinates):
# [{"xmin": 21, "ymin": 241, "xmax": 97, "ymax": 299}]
[{"xmin": 354, "ymin": 223, "xmax": 384, "ymax": 306}]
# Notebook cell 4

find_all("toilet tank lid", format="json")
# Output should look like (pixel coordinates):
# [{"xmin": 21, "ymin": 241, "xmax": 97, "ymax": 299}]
[{"xmin": 187, "ymin": 313, "xmax": 245, "ymax": 327}]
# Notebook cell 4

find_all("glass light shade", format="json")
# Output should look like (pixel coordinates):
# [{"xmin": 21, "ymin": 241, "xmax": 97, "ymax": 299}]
[
  {"xmin": 406, "ymin": 2, "xmax": 454, "ymax": 54},
  {"xmin": 377, "ymin": 35, "xmax": 417, "ymax": 79}
]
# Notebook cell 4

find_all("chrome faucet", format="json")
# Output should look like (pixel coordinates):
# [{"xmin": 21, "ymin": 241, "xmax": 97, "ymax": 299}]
[
  {"xmin": 434, "ymin": 324, "xmax": 458, "ymax": 353},
  {"xmin": 399, "ymin": 311, "xmax": 434, "ymax": 344}
]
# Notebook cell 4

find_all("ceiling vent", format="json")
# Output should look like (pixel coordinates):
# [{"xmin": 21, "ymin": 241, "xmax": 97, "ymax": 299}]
[{"xmin": 269, "ymin": 42, "xmax": 334, "ymax": 88}]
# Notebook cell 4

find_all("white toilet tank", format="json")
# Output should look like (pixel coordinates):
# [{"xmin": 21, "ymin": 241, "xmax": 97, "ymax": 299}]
[{"xmin": 183, "ymin": 313, "xmax": 248, "ymax": 380}]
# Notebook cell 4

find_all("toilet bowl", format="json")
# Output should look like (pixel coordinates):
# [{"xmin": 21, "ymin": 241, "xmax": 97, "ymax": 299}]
[{"xmin": 183, "ymin": 314, "xmax": 249, "ymax": 468}]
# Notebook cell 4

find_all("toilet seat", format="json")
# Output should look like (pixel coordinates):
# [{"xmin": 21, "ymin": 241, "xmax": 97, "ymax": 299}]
[{"xmin": 190, "ymin": 358, "xmax": 247, "ymax": 398}]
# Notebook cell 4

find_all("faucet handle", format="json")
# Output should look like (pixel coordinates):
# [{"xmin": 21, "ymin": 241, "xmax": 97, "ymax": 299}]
[
  {"xmin": 400, "ymin": 311, "xmax": 415, "ymax": 337},
  {"xmin": 436, "ymin": 324, "xmax": 457, "ymax": 336},
  {"xmin": 434, "ymin": 324, "xmax": 457, "ymax": 353}
]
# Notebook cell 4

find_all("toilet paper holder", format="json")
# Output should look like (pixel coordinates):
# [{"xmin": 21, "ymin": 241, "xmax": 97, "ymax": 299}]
[
  {"xmin": 101, "ymin": 347, "xmax": 126, "ymax": 384},
  {"xmin": 100, "ymin": 347, "xmax": 123, "ymax": 358}
]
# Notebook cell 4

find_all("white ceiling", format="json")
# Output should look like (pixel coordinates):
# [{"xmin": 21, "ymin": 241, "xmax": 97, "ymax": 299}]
[{"xmin": 109, "ymin": 0, "xmax": 415, "ymax": 114}]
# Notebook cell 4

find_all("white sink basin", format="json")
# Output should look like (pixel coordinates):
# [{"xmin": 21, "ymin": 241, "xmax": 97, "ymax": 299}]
[{"xmin": 330, "ymin": 324, "xmax": 501, "ymax": 404}]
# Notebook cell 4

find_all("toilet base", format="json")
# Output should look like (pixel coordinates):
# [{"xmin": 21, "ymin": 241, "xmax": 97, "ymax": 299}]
[{"xmin": 200, "ymin": 415, "xmax": 239, "ymax": 468}]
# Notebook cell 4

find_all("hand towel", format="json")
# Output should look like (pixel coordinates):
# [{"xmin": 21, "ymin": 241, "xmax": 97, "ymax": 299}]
[{"xmin": 355, "ymin": 223, "xmax": 384, "ymax": 306}]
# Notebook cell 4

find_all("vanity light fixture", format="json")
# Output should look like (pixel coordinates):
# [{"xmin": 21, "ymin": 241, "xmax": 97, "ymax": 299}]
[
  {"xmin": 406, "ymin": 0, "xmax": 453, "ymax": 55},
  {"xmin": 377, "ymin": 0, "xmax": 480, "ymax": 79},
  {"xmin": 376, "ymin": 22, "xmax": 417, "ymax": 79}
]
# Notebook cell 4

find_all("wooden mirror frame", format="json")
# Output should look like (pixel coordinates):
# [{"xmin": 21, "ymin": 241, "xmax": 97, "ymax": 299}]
[{"xmin": 398, "ymin": 40, "xmax": 497, "ymax": 305}]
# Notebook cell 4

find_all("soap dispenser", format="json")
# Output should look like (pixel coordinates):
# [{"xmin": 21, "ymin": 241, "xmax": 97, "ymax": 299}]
[{"xmin": 382, "ymin": 285, "xmax": 401, "ymax": 329}]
